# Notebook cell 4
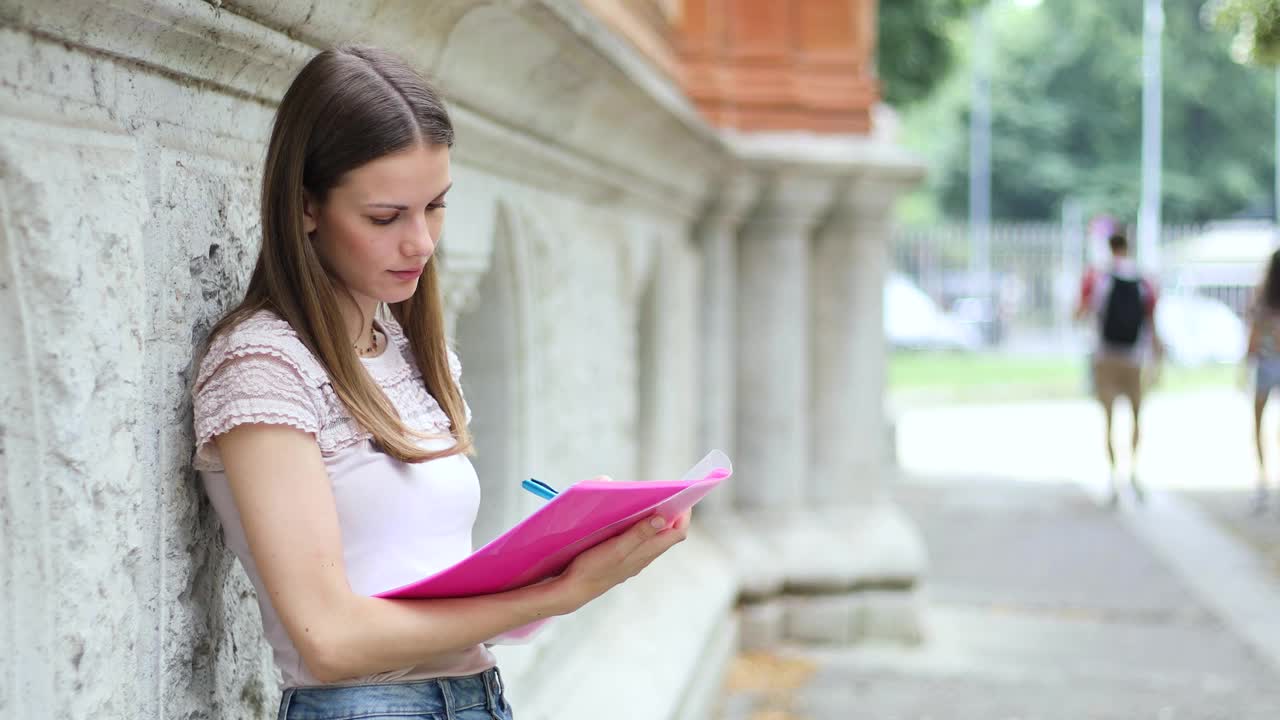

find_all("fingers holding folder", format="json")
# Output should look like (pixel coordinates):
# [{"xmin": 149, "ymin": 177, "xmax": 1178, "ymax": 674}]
[{"xmin": 553, "ymin": 511, "xmax": 690, "ymax": 611}]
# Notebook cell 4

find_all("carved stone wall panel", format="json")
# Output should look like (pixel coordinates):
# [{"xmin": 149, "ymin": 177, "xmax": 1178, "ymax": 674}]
[{"xmin": 0, "ymin": 115, "xmax": 152, "ymax": 720}]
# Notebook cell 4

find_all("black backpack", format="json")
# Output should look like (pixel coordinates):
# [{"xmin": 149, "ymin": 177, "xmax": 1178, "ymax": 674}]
[{"xmin": 1101, "ymin": 275, "xmax": 1145, "ymax": 346}]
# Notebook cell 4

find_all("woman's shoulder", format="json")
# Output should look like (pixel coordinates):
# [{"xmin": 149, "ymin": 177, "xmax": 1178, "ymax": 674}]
[
  {"xmin": 191, "ymin": 309, "xmax": 331, "ymax": 471},
  {"xmin": 196, "ymin": 308, "xmax": 328, "ymax": 392}
]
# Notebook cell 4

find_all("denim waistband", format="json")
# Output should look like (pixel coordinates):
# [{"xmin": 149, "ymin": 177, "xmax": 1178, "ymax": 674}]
[{"xmin": 278, "ymin": 667, "xmax": 509, "ymax": 720}]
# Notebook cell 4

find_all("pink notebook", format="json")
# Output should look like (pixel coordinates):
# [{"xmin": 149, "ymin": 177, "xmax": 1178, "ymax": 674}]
[{"xmin": 376, "ymin": 450, "xmax": 731, "ymax": 602}]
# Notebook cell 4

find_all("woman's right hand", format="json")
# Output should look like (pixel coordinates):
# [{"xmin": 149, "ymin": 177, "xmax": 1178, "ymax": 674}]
[{"xmin": 549, "ymin": 510, "xmax": 691, "ymax": 615}]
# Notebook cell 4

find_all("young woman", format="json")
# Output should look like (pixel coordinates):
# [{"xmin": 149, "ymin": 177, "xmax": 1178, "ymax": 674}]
[
  {"xmin": 1247, "ymin": 249, "xmax": 1280, "ymax": 514},
  {"xmin": 192, "ymin": 46, "xmax": 690, "ymax": 719}
]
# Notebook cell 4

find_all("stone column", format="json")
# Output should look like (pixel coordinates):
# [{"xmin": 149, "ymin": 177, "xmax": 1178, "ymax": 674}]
[
  {"xmin": 731, "ymin": 173, "xmax": 842, "ymax": 646},
  {"xmin": 735, "ymin": 173, "xmax": 835, "ymax": 511},
  {"xmin": 696, "ymin": 175, "xmax": 758, "ymax": 515},
  {"xmin": 811, "ymin": 178, "xmax": 894, "ymax": 506},
  {"xmin": 791, "ymin": 175, "xmax": 929, "ymax": 644},
  {"xmin": 637, "ymin": 231, "xmax": 703, "ymax": 479}
]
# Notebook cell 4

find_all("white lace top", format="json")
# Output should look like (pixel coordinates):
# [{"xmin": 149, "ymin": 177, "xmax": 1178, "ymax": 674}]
[{"xmin": 192, "ymin": 309, "xmax": 494, "ymax": 688}]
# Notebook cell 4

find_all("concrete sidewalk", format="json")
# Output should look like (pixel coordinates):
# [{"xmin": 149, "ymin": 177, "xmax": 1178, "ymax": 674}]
[{"xmin": 717, "ymin": 475, "xmax": 1280, "ymax": 719}]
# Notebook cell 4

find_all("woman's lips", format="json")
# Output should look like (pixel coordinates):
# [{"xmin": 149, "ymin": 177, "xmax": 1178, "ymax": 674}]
[{"xmin": 389, "ymin": 267, "xmax": 423, "ymax": 281}]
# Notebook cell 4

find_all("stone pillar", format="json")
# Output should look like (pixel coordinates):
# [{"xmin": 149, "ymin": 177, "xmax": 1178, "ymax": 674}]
[
  {"xmin": 789, "ymin": 176, "xmax": 929, "ymax": 644},
  {"xmin": 696, "ymin": 175, "xmax": 758, "ymax": 516},
  {"xmin": 731, "ymin": 173, "xmax": 841, "ymax": 646},
  {"xmin": 811, "ymin": 178, "xmax": 894, "ymax": 506},
  {"xmin": 638, "ymin": 231, "xmax": 703, "ymax": 479},
  {"xmin": 736, "ymin": 173, "xmax": 835, "ymax": 510}
]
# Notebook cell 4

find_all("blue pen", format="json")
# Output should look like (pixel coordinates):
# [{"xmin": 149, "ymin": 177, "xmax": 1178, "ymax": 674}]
[{"xmin": 521, "ymin": 478, "xmax": 559, "ymax": 501}]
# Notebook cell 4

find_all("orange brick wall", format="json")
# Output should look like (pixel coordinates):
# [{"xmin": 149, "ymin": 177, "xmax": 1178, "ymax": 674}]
[{"xmin": 584, "ymin": 0, "xmax": 880, "ymax": 135}]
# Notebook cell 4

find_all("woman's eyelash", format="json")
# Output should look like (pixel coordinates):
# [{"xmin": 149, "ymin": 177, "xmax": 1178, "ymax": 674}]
[{"xmin": 370, "ymin": 204, "xmax": 445, "ymax": 225}]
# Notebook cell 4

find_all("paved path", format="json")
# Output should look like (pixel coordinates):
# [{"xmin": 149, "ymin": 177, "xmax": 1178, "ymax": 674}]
[{"xmin": 717, "ymin": 391, "xmax": 1280, "ymax": 719}]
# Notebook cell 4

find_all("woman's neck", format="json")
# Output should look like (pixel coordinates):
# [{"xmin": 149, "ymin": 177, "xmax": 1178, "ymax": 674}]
[{"xmin": 340, "ymin": 295, "xmax": 380, "ymax": 350}]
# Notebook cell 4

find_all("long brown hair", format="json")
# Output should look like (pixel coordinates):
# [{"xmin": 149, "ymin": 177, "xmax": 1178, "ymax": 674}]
[
  {"xmin": 1262, "ymin": 250, "xmax": 1280, "ymax": 313},
  {"xmin": 205, "ymin": 45, "xmax": 471, "ymax": 462}
]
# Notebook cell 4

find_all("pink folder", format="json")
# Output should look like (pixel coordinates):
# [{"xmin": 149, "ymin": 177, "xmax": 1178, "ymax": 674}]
[{"xmin": 376, "ymin": 450, "xmax": 731, "ymax": 601}]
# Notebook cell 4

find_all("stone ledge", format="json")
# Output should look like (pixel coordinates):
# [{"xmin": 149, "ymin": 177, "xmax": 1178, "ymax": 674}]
[
  {"xmin": 725, "ymin": 130, "xmax": 927, "ymax": 184},
  {"xmin": 1, "ymin": 0, "xmax": 725, "ymax": 217}
]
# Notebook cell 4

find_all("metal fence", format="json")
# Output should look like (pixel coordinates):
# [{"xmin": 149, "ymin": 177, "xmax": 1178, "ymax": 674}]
[{"xmin": 891, "ymin": 222, "xmax": 1208, "ymax": 346}]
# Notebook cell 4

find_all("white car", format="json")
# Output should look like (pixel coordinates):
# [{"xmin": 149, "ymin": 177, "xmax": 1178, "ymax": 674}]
[
  {"xmin": 1154, "ymin": 292, "xmax": 1246, "ymax": 365},
  {"xmin": 884, "ymin": 273, "xmax": 982, "ymax": 351}
]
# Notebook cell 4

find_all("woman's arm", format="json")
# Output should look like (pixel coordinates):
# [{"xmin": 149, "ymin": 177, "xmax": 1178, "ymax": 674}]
[{"xmin": 217, "ymin": 423, "xmax": 687, "ymax": 683}]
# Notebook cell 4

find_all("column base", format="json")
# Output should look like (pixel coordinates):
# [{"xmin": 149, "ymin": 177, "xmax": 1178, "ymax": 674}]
[
  {"xmin": 711, "ymin": 499, "xmax": 928, "ymax": 645},
  {"xmin": 784, "ymin": 588, "xmax": 924, "ymax": 644},
  {"xmin": 814, "ymin": 499, "xmax": 929, "ymax": 590},
  {"xmin": 737, "ymin": 599, "xmax": 786, "ymax": 650},
  {"xmin": 701, "ymin": 512, "xmax": 784, "ymax": 599}
]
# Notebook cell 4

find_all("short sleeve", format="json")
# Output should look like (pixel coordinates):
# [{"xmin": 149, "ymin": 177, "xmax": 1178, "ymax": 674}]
[
  {"xmin": 192, "ymin": 314, "xmax": 328, "ymax": 472},
  {"xmin": 1080, "ymin": 269, "xmax": 1097, "ymax": 308}
]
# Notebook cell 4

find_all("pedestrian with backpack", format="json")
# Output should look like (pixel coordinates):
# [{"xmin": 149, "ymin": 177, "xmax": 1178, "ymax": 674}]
[{"xmin": 1075, "ymin": 231, "xmax": 1164, "ymax": 505}]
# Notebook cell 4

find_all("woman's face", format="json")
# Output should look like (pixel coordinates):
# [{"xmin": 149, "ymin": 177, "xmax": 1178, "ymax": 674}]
[{"xmin": 305, "ymin": 142, "xmax": 451, "ymax": 309}]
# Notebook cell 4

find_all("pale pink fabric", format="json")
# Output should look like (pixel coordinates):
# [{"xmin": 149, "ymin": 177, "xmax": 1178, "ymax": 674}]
[
  {"xmin": 192, "ymin": 309, "xmax": 494, "ymax": 689},
  {"xmin": 194, "ymin": 310, "xmax": 469, "ymax": 468}
]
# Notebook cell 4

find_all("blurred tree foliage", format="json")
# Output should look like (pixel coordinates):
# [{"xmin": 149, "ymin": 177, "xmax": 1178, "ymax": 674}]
[
  {"xmin": 878, "ymin": 0, "xmax": 984, "ymax": 106},
  {"xmin": 1206, "ymin": 0, "xmax": 1280, "ymax": 65},
  {"xmin": 893, "ymin": 0, "xmax": 1276, "ymax": 224}
]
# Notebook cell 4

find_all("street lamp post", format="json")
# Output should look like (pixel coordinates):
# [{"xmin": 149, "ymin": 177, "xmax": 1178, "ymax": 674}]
[
  {"xmin": 1138, "ymin": 0, "xmax": 1164, "ymax": 269},
  {"xmin": 969, "ymin": 4, "xmax": 993, "ymax": 303},
  {"xmin": 969, "ymin": 0, "xmax": 1042, "ymax": 321},
  {"xmin": 1059, "ymin": 197, "xmax": 1085, "ymax": 342}
]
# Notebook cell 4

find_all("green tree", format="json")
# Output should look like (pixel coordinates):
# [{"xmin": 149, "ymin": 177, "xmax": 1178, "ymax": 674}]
[
  {"xmin": 878, "ymin": 0, "xmax": 983, "ymax": 106},
  {"xmin": 898, "ymin": 0, "xmax": 1276, "ymax": 223},
  {"xmin": 1207, "ymin": 0, "xmax": 1280, "ymax": 64}
]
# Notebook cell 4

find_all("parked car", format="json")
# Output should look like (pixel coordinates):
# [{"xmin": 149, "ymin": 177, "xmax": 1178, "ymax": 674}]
[
  {"xmin": 939, "ymin": 270, "xmax": 1024, "ymax": 347},
  {"xmin": 950, "ymin": 295, "xmax": 1006, "ymax": 346},
  {"xmin": 1154, "ymin": 292, "xmax": 1246, "ymax": 365},
  {"xmin": 884, "ymin": 273, "xmax": 982, "ymax": 351}
]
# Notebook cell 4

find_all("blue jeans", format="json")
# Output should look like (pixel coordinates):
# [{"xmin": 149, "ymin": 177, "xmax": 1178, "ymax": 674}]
[{"xmin": 277, "ymin": 667, "xmax": 513, "ymax": 720}]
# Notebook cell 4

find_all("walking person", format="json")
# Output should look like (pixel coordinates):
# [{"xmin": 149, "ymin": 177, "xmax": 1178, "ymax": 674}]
[
  {"xmin": 191, "ymin": 45, "xmax": 691, "ymax": 719},
  {"xmin": 1075, "ymin": 231, "xmax": 1164, "ymax": 505},
  {"xmin": 1245, "ymin": 249, "xmax": 1280, "ymax": 514}
]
